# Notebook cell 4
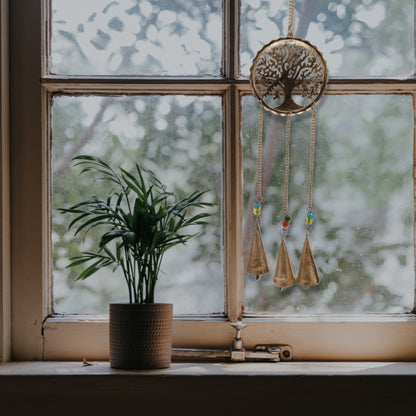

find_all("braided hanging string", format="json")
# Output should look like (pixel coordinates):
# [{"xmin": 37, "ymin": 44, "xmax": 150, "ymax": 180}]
[
  {"xmin": 273, "ymin": 113, "xmax": 296, "ymax": 289},
  {"xmin": 287, "ymin": 0, "xmax": 294, "ymax": 38},
  {"xmin": 297, "ymin": 105, "xmax": 321, "ymax": 289},
  {"xmin": 256, "ymin": 106, "xmax": 263, "ymax": 204},
  {"xmin": 305, "ymin": 106, "xmax": 317, "ymax": 233},
  {"xmin": 248, "ymin": 104, "xmax": 270, "ymax": 280},
  {"xmin": 308, "ymin": 106, "xmax": 317, "ymax": 211},
  {"xmin": 283, "ymin": 115, "xmax": 292, "ymax": 214}
]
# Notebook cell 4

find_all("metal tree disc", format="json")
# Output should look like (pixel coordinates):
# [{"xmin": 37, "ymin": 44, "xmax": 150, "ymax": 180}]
[{"xmin": 250, "ymin": 37, "xmax": 328, "ymax": 115}]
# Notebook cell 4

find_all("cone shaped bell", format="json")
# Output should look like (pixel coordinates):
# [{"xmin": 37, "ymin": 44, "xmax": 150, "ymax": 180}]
[
  {"xmin": 247, "ymin": 223, "xmax": 270, "ymax": 279},
  {"xmin": 297, "ymin": 234, "xmax": 320, "ymax": 289},
  {"xmin": 273, "ymin": 238, "xmax": 295, "ymax": 288}
]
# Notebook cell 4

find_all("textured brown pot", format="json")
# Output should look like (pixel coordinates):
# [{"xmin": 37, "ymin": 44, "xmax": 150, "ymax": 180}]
[{"xmin": 109, "ymin": 303, "xmax": 173, "ymax": 370}]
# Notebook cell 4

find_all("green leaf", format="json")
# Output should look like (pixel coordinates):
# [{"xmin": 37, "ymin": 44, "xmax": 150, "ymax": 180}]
[
  {"xmin": 74, "ymin": 259, "xmax": 109, "ymax": 281},
  {"xmin": 99, "ymin": 230, "xmax": 127, "ymax": 247},
  {"xmin": 60, "ymin": 155, "xmax": 214, "ymax": 298}
]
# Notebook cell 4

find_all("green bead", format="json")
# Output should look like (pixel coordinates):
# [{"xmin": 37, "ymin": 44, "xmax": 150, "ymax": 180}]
[{"xmin": 284, "ymin": 215, "xmax": 291, "ymax": 222}]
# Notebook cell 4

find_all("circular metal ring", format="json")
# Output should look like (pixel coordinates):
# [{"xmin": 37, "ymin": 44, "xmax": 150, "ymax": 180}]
[{"xmin": 250, "ymin": 37, "xmax": 328, "ymax": 115}]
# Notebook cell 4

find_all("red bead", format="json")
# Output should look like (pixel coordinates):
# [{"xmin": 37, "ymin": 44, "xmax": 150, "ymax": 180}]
[{"xmin": 282, "ymin": 220, "xmax": 290, "ymax": 228}]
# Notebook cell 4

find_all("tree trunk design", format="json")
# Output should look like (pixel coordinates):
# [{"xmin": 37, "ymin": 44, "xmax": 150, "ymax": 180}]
[{"xmin": 250, "ymin": 37, "xmax": 327, "ymax": 115}]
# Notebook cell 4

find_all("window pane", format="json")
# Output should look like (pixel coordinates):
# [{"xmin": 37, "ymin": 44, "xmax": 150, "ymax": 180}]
[
  {"xmin": 243, "ymin": 94, "xmax": 414, "ymax": 313},
  {"xmin": 241, "ymin": 0, "xmax": 414, "ymax": 77},
  {"xmin": 51, "ymin": 0, "xmax": 222, "ymax": 75},
  {"xmin": 52, "ymin": 95, "xmax": 223, "ymax": 314}
]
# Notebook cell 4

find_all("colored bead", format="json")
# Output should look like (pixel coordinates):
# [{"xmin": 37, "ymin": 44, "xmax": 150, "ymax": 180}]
[
  {"xmin": 253, "ymin": 208, "xmax": 261, "ymax": 216},
  {"xmin": 307, "ymin": 212, "xmax": 314, "ymax": 219},
  {"xmin": 284, "ymin": 215, "xmax": 291, "ymax": 222},
  {"xmin": 305, "ymin": 218, "xmax": 313, "ymax": 225},
  {"xmin": 282, "ymin": 220, "xmax": 290, "ymax": 228},
  {"xmin": 254, "ymin": 202, "xmax": 261, "ymax": 209}
]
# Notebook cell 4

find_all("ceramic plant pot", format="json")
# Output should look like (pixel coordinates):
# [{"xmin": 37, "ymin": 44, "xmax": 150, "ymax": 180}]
[{"xmin": 109, "ymin": 303, "xmax": 173, "ymax": 370}]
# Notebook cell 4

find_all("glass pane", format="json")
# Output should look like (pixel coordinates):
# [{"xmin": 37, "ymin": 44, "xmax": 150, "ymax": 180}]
[
  {"xmin": 241, "ymin": 0, "xmax": 414, "ymax": 77},
  {"xmin": 243, "ymin": 94, "xmax": 414, "ymax": 313},
  {"xmin": 52, "ymin": 95, "xmax": 223, "ymax": 314},
  {"xmin": 51, "ymin": 0, "xmax": 222, "ymax": 75}
]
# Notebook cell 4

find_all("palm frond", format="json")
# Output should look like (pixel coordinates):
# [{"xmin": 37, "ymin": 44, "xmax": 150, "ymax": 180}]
[{"xmin": 60, "ymin": 155, "xmax": 214, "ymax": 303}]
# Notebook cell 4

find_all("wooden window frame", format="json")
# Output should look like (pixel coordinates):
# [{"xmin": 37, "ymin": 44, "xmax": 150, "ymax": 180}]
[{"xmin": 5, "ymin": 0, "xmax": 416, "ymax": 361}]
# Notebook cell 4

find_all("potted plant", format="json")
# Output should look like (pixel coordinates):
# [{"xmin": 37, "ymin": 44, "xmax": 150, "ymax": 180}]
[{"xmin": 60, "ymin": 155, "xmax": 212, "ymax": 369}]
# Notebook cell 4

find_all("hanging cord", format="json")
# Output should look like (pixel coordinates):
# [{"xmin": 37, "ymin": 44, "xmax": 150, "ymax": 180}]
[
  {"xmin": 287, "ymin": 0, "xmax": 294, "ymax": 38},
  {"xmin": 256, "ymin": 106, "xmax": 263, "ymax": 203},
  {"xmin": 249, "ymin": 104, "xmax": 270, "ymax": 281},
  {"xmin": 306, "ymin": 106, "xmax": 317, "ymax": 233},
  {"xmin": 252, "ymin": 105, "xmax": 264, "ymax": 222},
  {"xmin": 283, "ymin": 115, "xmax": 292, "ymax": 213},
  {"xmin": 281, "ymin": 114, "xmax": 292, "ymax": 236}
]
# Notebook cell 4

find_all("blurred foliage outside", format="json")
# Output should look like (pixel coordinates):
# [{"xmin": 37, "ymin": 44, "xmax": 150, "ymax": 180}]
[
  {"xmin": 243, "ymin": 94, "xmax": 413, "ymax": 313},
  {"xmin": 52, "ymin": 95, "xmax": 223, "ymax": 313},
  {"xmin": 51, "ymin": 0, "xmax": 414, "ymax": 314}
]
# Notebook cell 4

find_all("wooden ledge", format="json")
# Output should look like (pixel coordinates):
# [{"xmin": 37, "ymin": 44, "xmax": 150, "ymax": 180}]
[
  {"xmin": 1, "ymin": 361, "xmax": 416, "ymax": 376},
  {"xmin": 1, "ymin": 362, "xmax": 416, "ymax": 415}
]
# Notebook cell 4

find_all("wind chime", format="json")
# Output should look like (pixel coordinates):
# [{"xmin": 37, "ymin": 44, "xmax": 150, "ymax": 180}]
[{"xmin": 247, "ymin": 0, "xmax": 328, "ymax": 289}]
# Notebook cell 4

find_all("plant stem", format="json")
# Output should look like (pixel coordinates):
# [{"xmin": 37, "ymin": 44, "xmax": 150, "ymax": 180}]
[{"xmin": 121, "ymin": 259, "xmax": 132, "ymax": 303}]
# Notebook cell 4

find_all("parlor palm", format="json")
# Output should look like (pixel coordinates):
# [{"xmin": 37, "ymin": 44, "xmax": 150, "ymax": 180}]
[{"xmin": 60, "ymin": 155, "xmax": 212, "ymax": 304}]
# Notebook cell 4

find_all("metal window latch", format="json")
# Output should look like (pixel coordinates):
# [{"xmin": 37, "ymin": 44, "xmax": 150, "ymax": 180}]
[
  {"xmin": 172, "ymin": 321, "xmax": 293, "ymax": 363},
  {"xmin": 230, "ymin": 321, "xmax": 293, "ymax": 362}
]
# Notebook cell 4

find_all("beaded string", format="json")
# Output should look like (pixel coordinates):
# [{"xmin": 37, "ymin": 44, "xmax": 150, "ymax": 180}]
[
  {"xmin": 253, "ymin": 106, "xmax": 263, "ymax": 218},
  {"xmin": 249, "ymin": 104, "xmax": 270, "ymax": 281},
  {"xmin": 305, "ymin": 106, "xmax": 317, "ymax": 233},
  {"xmin": 281, "ymin": 0, "xmax": 294, "ymax": 231},
  {"xmin": 281, "ymin": 115, "xmax": 292, "ymax": 234}
]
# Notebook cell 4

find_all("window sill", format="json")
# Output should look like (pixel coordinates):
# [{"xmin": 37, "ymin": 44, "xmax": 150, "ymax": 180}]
[
  {"xmin": 41, "ymin": 314, "xmax": 416, "ymax": 361},
  {"xmin": 1, "ymin": 360, "xmax": 416, "ymax": 376},
  {"xmin": 1, "ymin": 362, "xmax": 416, "ymax": 414}
]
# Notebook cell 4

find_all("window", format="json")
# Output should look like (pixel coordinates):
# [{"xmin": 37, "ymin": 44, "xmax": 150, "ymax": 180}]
[{"xmin": 7, "ymin": 0, "xmax": 416, "ymax": 361}]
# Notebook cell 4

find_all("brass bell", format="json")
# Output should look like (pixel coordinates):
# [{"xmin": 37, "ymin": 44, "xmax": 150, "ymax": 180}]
[
  {"xmin": 296, "ymin": 234, "xmax": 320, "ymax": 289},
  {"xmin": 273, "ymin": 238, "xmax": 295, "ymax": 288},
  {"xmin": 247, "ymin": 223, "xmax": 270, "ymax": 279}
]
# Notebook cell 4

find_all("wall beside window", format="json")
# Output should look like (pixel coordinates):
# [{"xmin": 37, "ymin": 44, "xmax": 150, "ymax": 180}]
[
  {"xmin": 9, "ymin": 0, "xmax": 46, "ymax": 361},
  {"xmin": 0, "ymin": 0, "xmax": 10, "ymax": 363}
]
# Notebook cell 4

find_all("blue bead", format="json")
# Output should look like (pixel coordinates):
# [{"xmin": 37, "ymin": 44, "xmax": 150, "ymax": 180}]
[
  {"xmin": 307, "ymin": 212, "xmax": 314, "ymax": 219},
  {"xmin": 254, "ymin": 202, "xmax": 261, "ymax": 209}
]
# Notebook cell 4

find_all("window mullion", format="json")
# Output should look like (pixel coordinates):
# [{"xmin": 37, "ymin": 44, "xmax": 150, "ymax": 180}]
[
  {"xmin": 414, "ymin": 0, "xmax": 416, "ymax": 76},
  {"xmin": 222, "ymin": 0, "xmax": 243, "ymax": 320},
  {"xmin": 413, "ymin": 94, "xmax": 416, "ymax": 313},
  {"xmin": 223, "ymin": 85, "xmax": 244, "ymax": 321},
  {"xmin": 238, "ymin": 78, "xmax": 416, "ymax": 95},
  {"xmin": 41, "ymin": 79, "xmax": 233, "ymax": 95},
  {"xmin": 223, "ymin": 0, "xmax": 240, "ymax": 79},
  {"xmin": 41, "ymin": 0, "xmax": 51, "ymax": 77}
]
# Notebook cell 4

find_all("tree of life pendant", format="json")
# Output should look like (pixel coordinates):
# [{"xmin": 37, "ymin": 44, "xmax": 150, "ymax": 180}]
[{"xmin": 250, "ymin": 37, "xmax": 328, "ymax": 116}]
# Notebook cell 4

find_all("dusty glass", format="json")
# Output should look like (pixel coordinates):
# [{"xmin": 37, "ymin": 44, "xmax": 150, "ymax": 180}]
[
  {"xmin": 52, "ymin": 95, "xmax": 223, "ymax": 314},
  {"xmin": 241, "ymin": 0, "xmax": 414, "ymax": 77},
  {"xmin": 51, "ymin": 0, "xmax": 222, "ymax": 75},
  {"xmin": 243, "ymin": 94, "xmax": 414, "ymax": 313}
]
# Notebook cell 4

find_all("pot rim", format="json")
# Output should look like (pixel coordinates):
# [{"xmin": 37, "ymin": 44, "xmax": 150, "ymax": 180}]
[{"xmin": 109, "ymin": 302, "xmax": 173, "ymax": 307}]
